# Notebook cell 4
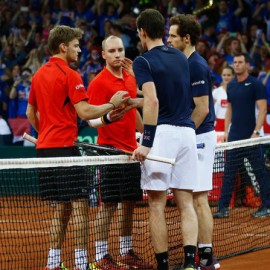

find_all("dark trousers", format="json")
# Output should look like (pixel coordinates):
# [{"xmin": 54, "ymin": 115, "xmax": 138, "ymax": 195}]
[{"xmin": 218, "ymin": 145, "xmax": 270, "ymax": 209}]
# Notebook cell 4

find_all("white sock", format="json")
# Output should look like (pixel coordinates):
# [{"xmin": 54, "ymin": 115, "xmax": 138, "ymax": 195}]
[
  {"xmin": 96, "ymin": 241, "xmax": 108, "ymax": 261},
  {"xmin": 120, "ymin": 236, "xmax": 132, "ymax": 256},
  {"xmin": 198, "ymin": 243, "xmax": 212, "ymax": 248},
  {"xmin": 47, "ymin": 248, "xmax": 61, "ymax": 268},
  {"xmin": 75, "ymin": 249, "xmax": 87, "ymax": 270}
]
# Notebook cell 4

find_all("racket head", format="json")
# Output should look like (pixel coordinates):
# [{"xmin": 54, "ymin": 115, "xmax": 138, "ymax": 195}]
[{"xmin": 74, "ymin": 141, "xmax": 123, "ymax": 156}]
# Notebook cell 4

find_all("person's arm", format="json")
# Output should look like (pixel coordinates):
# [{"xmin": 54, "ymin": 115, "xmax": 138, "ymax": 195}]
[
  {"xmin": 87, "ymin": 108, "xmax": 125, "ymax": 128},
  {"xmin": 252, "ymin": 99, "xmax": 267, "ymax": 138},
  {"xmin": 261, "ymin": 33, "xmax": 270, "ymax": 54},
  {"xmin": 26, "ymin": 103, "xmax": 39, "ymax": 132},
  {"xmin": 136, "ymin": 110, "xmax": 143, "ymax": 133},
  {"xmin": 123, "ymin": 97, "xmax": 144, "ymax": 111},
  {"xmin": 224, "ymin": 102, "xmax": 232, "ymax": 142},
  {"xmin": 234, "ymin": 0, "xmax": 244, "ymax": 16},
  {"xmin": 252, "ymin": 2, "xmax": 266, "ymax": 20},
  {"xmin": 9, "ymin": 78, "xmax": 20, "ymax": 99},
  {"xmin": 191, "ymin": 95, "xmax": 209, "ymax": 129},
  {"xmin": 115, "ymin": 0, "xmax": 124, "ymax": 15},
  {"xmin": 74, "ymin": 90, "xmax": 128, "ymax": 120},
  {"xmin": 236, "ymin": 33, "xmax": 247, "ymax": 54},
  {"xmin": 262, "ymin": 72, "xmax": 270, "ymax": 86},
  {"xmin": 250, "ymin": 37, "xmax": 259, "ymax": 61},
  {"xmin": 216, "ymin": 33, "xmax": 229, "ymax": 54},
  {"xmin": 132, "ymin": 81, "xmax": 158, "ymax": 161}
]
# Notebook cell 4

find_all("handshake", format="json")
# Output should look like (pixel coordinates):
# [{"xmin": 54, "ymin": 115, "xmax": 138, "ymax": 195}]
[
  {"xmin": 108, "ymin": 91, "xmax": 143, "ymax": 112},
  {"xmin": 88, "ymin": 91, "xmax": 143, "ymax": 128}
]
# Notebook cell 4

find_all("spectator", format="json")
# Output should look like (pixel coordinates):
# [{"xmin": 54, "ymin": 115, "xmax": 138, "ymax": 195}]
[
  {"xmin": 214, "ymin": 0, "xmax": 244, "ymax": 33},
  {"xmin": 80, "ymin": 45, "xmax": 103, "ymax": 87},
  {"xmin": 196, "ymin": 38, "xmax": 210, "ymax": 60},
  {"xmin": 200, "ymin": 18, "xmax": 217, "ymax": 50},
  {"xmin": 216, "ymin": 33, "xmax": 245, "ymax": 66},
  {"xmin": 74, "ymin": 0, "xmax": 96, "ymax": 27},
  {"xmin": 9, "ymin": 67, "xmax": 32, "ymax": 118},
  {"xmin": 250, "ymin": 31, "xmax": 270, "ymax": 74},
  {"xmin": 110, "ymin": 23, "xmax": 132, "ymax": 48},
  {"xmin": 1, "ymin": 44, "xmax": 17, "ymax": 69},
  {"xmin": 23, "ymin": 48, "xmax": 42, "ymax": 74},
  {"xmin": 0, "ymin": 101, "xmax": 12, "ymax": 146},
  {"xmin": 252, "ymin": 0, "xmax": 270, "ymax": 26},
  {"xmin": 207, "ymin": 52, "xmax": 225, "ymax": 87},
  {"xmin": 212, "ymin": 66, "xmax": 235, "ymax": 133},
  {"xmin": 93, "ymin": 0, "xmax": 123, "ymax": 37}
]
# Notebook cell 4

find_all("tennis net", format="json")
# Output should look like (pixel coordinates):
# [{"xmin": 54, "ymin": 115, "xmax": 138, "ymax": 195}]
[{"xmin": 0, "ymin": 137, "xmax": 270, "ymax": 269}]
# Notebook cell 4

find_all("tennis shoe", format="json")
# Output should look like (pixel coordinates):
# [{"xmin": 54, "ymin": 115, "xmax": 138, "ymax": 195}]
[
  {"xmin": 195, "ymin": 251, "xmax": 220, "ymax": 270},
  {"xmin": 196, "ymin": 264, "xmax": 215, "ymax": 270},
  {"xmin": 88, "ymin": 254, "xmax": 129, "ymax": 270},
  {"xmin": 251, "ymin": 206, "xmax": 270, "ymax": 218},
  {"xmin": 212, "ymin": 255, "xmax": 220, "ymax": 269},
  {"xmin": 45, "ymin": 262, "xmax": 68, "ymax": 270},
  {"xmin": 118, "ymin": 249, "xmax": 154, "ymax": 269},
  {"xmin": 213, "ymin": 208, "xmax": 229, "ymax": 218}
]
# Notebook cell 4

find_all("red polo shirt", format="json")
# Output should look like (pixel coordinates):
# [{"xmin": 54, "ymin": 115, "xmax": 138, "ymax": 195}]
[
  {"xmin": 28, "ymin": 57, "xmax": 88, "ymax": 149},
  {"xmin": 87, "ymin": 67, "xmax": 137, "ymax": 152}
]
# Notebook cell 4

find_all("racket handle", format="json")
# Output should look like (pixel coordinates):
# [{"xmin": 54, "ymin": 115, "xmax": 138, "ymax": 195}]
[
  {"xmin": 23, "ymin": 132, "xmax": 37, "ymax": 144},
  {"xmin": 146, "ymin": 154, "xmax": 175, "ymax": 165}
]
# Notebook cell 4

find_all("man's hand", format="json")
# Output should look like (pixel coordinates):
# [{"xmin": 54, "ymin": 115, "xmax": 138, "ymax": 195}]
[
  {"xmin": 132, "ymin": 145, "xmax": 151, "ymax": 162},
  {"xmin": 109, "ymin": 90, "xmax": 129, "ymax": 108},
  {"xmin": 108, "ymin": 108, "xmax": 125, "ymax": 122},
  {"xmin": 121, "ymin": 57, "xmax": 134, "ymax": 77}
]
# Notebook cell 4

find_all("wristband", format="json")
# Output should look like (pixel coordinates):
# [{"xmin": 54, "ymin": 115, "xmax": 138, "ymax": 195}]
[
  {"xmin": 253, "ymin": 130, "xmax": 260, "ymax": 136},
  {"xmin": 141, "ymin": 124, "xmax": 157, "ymax": 147},
  {"xmin": 88, "ymin": 118, "xmax": 105, "ymax": 128},
  {"xmin": 88, "ymin": 113, "xmax": 112, "ymax": 128},
  {"xmin": 101, "ymin": 113, "xmax": 112, "ymax": 125},
  {"xmin": 108, "ymin": 102, "xmax": 116, "ymax": 109}
]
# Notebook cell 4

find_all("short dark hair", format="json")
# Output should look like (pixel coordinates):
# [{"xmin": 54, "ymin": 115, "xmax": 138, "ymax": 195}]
[
  {"xmin": 233, "ymin": 52, "xmax": 250, "ymax": 63},
  {"xmin": 48, "ymin": 25, "xmax": 83, "ymax": 55},
  {"xmin": 136, "ymin": 9, "xmax": 165, "ymax": 40},
  {"xmin": 170, "ymin": 14, "xmax": 201, "ymax": 46}
]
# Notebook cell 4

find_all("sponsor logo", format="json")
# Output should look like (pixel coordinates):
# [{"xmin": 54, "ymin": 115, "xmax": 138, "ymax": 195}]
[
  {"xmin": 191, "ymin": 80, "xmax": 205, "ymax": 86},
  {"xmin": 245, "ymin": 82, "xmax": 251, "ymax": 86},
  {"xmin": 75, "ymin": 84, "xmax": 84, "ymax": 90}
]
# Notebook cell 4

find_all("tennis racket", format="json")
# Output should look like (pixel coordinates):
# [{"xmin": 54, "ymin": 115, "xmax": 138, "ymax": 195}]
[
  {"xmin": 74, "ymin": 141, "xmax": 176, "ymax": 165},
  {"xmin": 22, "ymin": 133, "xmax": 176, "ymax": 165}
]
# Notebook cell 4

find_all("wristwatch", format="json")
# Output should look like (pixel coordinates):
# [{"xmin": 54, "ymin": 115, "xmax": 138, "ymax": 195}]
[{"xmin": 253, "ymin": 130, "xmax": 260, "ymax": 135}]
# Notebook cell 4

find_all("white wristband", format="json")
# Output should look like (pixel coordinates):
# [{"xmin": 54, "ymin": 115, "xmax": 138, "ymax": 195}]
[{"xmin": 88, "ymin": 118, "xmax": 105, "ymax": 128}]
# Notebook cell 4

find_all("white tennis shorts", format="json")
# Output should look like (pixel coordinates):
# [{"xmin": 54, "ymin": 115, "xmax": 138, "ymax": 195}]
[
  {"xmin": 194, "ymin": 130, "xmax": 217, "ymax": 192},
  {"xmin": 140, "ymin": 125, "xmax": 199, "ymax": 191}
]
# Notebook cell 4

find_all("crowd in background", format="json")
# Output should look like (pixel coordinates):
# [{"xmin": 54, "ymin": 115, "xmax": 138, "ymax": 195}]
[{"xmin": 0, "ymin": 0, "xmax": 270, "ymax": 145}]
